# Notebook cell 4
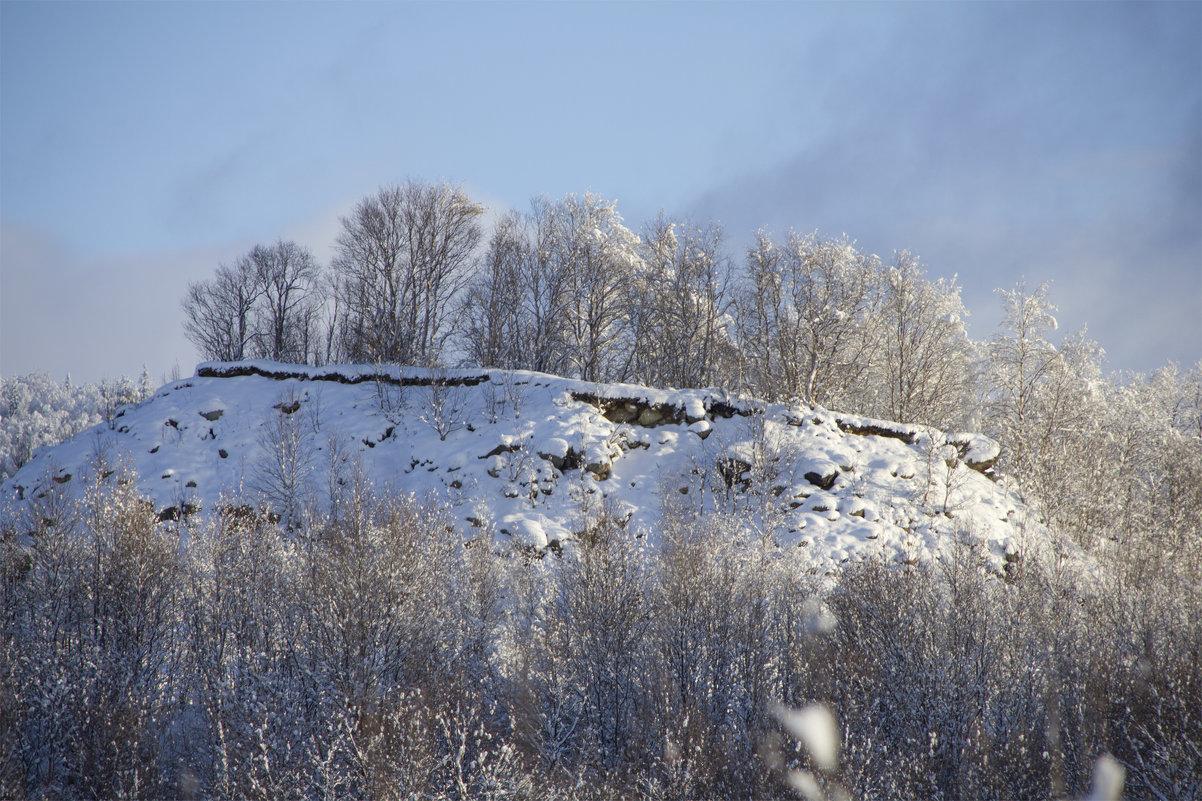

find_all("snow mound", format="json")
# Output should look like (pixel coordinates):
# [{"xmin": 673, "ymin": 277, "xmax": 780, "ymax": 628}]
[{"xmin": 1, "ymin": 361, "xmax": 1036, "ymax": 576}]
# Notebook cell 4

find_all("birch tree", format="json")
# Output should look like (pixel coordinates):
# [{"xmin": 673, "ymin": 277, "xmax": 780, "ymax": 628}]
[
  {"xmin": 630, "ymin": 215, "xmax": 737, "ymax": 389},
  {"xmin": 334, "ymin": 181, "xmax": 484, "ymax": 366},
  {"xmin": 737, "ymin": 231, "xmax": 882, "ymax": 406}
]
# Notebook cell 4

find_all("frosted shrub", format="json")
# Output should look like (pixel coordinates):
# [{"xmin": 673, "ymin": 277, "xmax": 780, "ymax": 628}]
[
  {"xmin": 3, "ymin": 460, "xmax": 1199, "ymax": 799},
  {"xmin": 419, "ymin": 371, "xmax": 470, "ymax": 442}
]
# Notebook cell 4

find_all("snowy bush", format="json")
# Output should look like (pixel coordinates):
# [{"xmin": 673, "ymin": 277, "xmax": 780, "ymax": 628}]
[{"xmin": 2, "ymin": 460, "xmax": 1200, "ymax": 798}]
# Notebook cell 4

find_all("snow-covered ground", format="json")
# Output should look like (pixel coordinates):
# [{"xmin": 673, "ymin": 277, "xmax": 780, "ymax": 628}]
[{"xmin": 1, "ymin": 360, "xmax": 1034, "ymax": 576}]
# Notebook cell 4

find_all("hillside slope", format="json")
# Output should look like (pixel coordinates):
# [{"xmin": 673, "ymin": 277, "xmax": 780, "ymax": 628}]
[{"xmin": 1, "ymin": 360, "xmax": 1030, "ymax": 575}]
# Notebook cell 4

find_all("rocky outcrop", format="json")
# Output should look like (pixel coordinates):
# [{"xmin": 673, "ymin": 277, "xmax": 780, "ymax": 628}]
[
  {"xmin": 2, "ymin": 361, "xmax": 1024, "ymax": 575},
  {"xmin": 198, "ymin": 361, "xmax": 491, "ymax": 387}
]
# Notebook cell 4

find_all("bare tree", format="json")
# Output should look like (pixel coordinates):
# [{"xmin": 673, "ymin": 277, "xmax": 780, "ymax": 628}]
[
  {"xmin": 418, "ymin": 370, "xmax": 470, "ymax": 442},
  {"xmin": 182, "ymin": 241, "xmax": 322, "ymax": 365},
  {"xmin": 519, "ymin": 196, "xmax": 575, "ymax": 375},
  {"xmin": 460, "ymin": 210, "xmax": 531, "ymax": 370},
  {"xmin": 182, "ymin": 259, "xmax": 260, "ymax": 362},
  {"xmin": 334, "ymin": 181, "xmax": 484, "ymax": 366},
  {"xmin": 247, "ymin": 240, "xmax": 322, "ymax": 363}
]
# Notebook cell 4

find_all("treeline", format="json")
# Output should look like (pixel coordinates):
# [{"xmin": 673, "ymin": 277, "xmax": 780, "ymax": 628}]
[
  {"xmin": 0, "ymin": 370, "xmax": 157, "ymax": 481},
  {"xmin": 180, "ymin": 180, "xmax": 1202, "ymax": 551},
  {"xmin": 2, "ymin": 465, "xmax": 1199, "ymax": 800},
  {"xmin": 182, "ymin": 183, "xmax": 978, "ymax": 429}
]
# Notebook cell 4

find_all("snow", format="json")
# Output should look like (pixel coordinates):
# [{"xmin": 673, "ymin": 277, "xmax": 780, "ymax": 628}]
[
  {"xmin": 774, "ymin": 702, "xmax": 839, "ymax": 772},
  {"xmin": 1, "ymin": 361, "xmax": 1038, "ymax": 576},
  {"xmin": 1082, "ymin": 754, "xmax": 1125, "ymax": 801}
]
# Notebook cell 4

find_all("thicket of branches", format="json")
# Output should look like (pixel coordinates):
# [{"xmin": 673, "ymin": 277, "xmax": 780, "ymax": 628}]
[{"xmin": 2, "ymin": 442, "xmax": 1199, "ymax": 800}]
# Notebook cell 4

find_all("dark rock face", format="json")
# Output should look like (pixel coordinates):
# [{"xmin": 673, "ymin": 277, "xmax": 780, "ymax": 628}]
[
  {"xmin": 537, "ymin": 446, "xmax": 584, "ymax": 473},
  {"xmin": 482, "ymin": 442, "xmax": 523, "ymax": 459},
  {"xmin": 835, "ymin": 418, "xmax": 917, "ymax": 445},
  {"xmin": 198, "ymin": 362, "xmax": 490, "ymax": 388},
  {"xmin": 570, "ymin": 392, "xmax": 686, "ymax": 428},
  {"xmin": 584, "ymin": 459, "xmax": 611, "ymax": 481},
  {"xmin": 717, "ymin": 458, "xmax": 752, "ymax": 490},
  {"xmin": 804, "ymin": 470, "xmax": 838, "ymax": 491},
  {"xmin": 157, "ymin": 503, "xmax": 199, "ymax": 522}
]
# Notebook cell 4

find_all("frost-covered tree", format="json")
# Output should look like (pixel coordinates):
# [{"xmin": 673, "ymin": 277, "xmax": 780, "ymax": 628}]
[
  {"xmin": 3, "ymin": 463, "xmax": 183, "ymax": 799},
  {"xmin": 3, "ymin": 466, "xmax": 1199, "ymax": 799},
  {"xmin": 981, "ymin": 282, "xmax": 1065, "ymax": 480},
  {"xmin": 980, "ymin": 283, "xmax": 1109, "ymax": 536},
  {"xmin": 250, "ymin": 391, "xmax": 317, "ymax": 529},
  {"xmin": 866, "ymin": 251, "xmax": 975, "ymax": 429},
  {"xmin": 0, "ymin": 371, "xmax": 153, "ymax": 480},
  {"xmin": 1098, "ymin": 363, "xmax": 1202, "ymax": 548},
  {"xmin": 629, "ymin": 215, "xmax": 737, "ymax": 389},
  {"xmin": 549, "ymin": 194, "xmax": 642, "ymax": 382},
  {"xmin": 461, "ymin": 194, "xmax": 641, "ymax": 382},
  {"xmin": 548, "ymin": 507, "xmax": 653, "ymax": 767},
  {"xmin": 737, "ymin": 231, "xmax": 883, "ymax": 406}
]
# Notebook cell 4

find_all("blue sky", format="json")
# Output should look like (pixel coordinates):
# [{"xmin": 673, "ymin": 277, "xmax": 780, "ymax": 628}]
[{"xmin": 2, "ymin": 1, "xmax": 1199, "ymax": 385}]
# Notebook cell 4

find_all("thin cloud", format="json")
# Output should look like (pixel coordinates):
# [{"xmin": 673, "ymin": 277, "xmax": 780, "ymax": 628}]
[
  {"xmin": 1, "ymin": 224, "xmax": 239, "ymax": 384},
  {"xmin": 683, "ymin": 3, "xmax": 1201, "ymax": 371}
]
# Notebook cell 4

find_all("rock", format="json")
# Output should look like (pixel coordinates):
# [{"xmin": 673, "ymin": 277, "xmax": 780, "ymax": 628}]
[
  {"xmin": 946, "ymin": 434, "xmax": 1002, "ymax": 478},
  {"xmin": 569, "ymin": 392, "xmax": 685, "ymax": 427},
  {"xmin": 804, "ymin": 470, "xmax": 838, "ymax": 491},
  {"xmin": 637, "ymin": 406, "xmax": 664, "ymax": 426},
  {"xmin": 707, "ymin": 399, "xmax": 750, "ymax": 419},
  {"xmin": 585, "ymin": 459, "xmax": 611, "ymax": 481},
  {"xmin": 604, "ymin": 401, "xmax": 639, "ymax": 424},
  {"xmin": 157, "ymin": 503, "xmax": 199, "ymax": 522},
  {"xmin": 834, "ymin": 414, "xmax": 918, "ymax": 444},
  {"xmin": 482, "ymin": 441, "xmax": 522, "ymax": 459},
  {"xmin": 537, "ymin": 437, "xmax": 570, "ymax": 470}
]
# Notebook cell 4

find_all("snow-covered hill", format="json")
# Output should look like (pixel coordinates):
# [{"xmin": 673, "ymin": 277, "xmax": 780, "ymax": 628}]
[{"xmin": 1, "ymin": 361, "xmax": 1031, "ymax": 575}]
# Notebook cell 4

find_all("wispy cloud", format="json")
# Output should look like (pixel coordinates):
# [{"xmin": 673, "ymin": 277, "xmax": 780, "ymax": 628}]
[{"xmin": 682, "ymin": 3, "xmax": 1201, "ymax": 371}]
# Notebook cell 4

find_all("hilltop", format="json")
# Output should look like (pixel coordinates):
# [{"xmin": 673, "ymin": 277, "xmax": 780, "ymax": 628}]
[{"xmin": 2, "ymin": 360, "xmax": 1028, "ymax": 576}]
